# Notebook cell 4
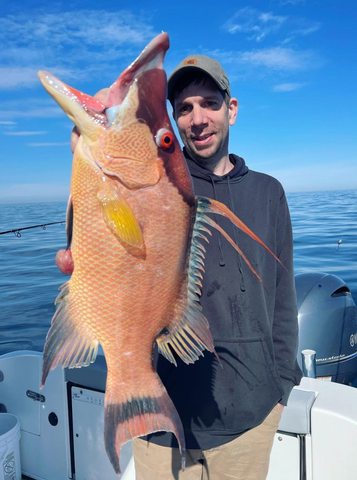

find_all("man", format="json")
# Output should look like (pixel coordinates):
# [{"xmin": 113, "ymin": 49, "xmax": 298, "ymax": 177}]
[
  {"xmin": 64, "ymin": 53, "xmax": 302, "ymax": 480},
  {"xmin": 132, "ymin": 55, "xmax": 303, "ymax": 480}
]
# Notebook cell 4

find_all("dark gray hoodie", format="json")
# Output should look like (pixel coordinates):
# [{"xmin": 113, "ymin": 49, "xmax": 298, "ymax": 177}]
[{"xmin": 147, "ymin": 152, "xmax": 302, "ymax": 449}]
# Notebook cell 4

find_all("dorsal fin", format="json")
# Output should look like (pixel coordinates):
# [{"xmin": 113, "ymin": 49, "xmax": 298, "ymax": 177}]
[
  {"xmin": 197, "ymin": 196, "xmax": 285, "ymax": 269},
  {"xmin": 157, "ymin": 195, "xmax": 286, "ymax": 365}
]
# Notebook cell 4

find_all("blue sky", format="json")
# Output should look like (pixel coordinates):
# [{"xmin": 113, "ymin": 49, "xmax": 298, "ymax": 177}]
[{"xmin": 0, "ymin": 0, "xmax": 356, "ymax": 203}]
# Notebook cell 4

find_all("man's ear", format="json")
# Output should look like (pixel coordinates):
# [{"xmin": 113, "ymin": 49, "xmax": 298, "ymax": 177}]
[{"xmin": 228, "ymin": 98, "xmax": 238, "ymax": 126}]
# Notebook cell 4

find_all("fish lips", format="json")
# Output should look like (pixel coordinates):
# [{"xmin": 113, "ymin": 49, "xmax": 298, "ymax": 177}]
[
  {"xmin": 38, "ymin": 32, "xmax": 170, "ymax": 131},
  {"xmin": 105, "ymin": 32, "xmax": 170, "ymax": 111}
]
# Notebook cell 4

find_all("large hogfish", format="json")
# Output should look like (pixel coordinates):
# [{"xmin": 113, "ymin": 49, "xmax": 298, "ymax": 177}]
[{"xmin": 38, "ymin": 33, "xmax": 282, "ymax": 474}]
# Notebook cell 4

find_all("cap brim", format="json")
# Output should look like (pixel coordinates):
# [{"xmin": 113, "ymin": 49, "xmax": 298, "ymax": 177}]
[{"xmin": 167, "ymin": 66, "xmax": 227, "ymax": 104}]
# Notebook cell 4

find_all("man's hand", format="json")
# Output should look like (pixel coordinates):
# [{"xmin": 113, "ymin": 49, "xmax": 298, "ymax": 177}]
[{"xmin": 56, "ymin": 248, "xmax": 74, "ymax": 275}]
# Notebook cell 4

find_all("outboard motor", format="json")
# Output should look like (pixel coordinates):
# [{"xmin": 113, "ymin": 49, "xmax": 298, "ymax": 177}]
[{"xmin": 295, "ymin": 272, "xmax": 357, "ymax": 385}]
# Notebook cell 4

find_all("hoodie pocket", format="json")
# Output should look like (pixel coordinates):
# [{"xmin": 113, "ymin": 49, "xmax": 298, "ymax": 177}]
[{"xmin": 189, "ymin": 337, "xmax": 285, "ymax": 434}]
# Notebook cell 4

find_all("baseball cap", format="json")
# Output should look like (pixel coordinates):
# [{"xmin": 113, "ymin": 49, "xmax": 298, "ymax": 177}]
[{"xmin": 167, "ymin": 54, "xmax": 231, "ymax": 104}]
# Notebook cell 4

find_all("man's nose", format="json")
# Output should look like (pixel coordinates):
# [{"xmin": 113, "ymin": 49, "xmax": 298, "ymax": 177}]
[{"xmin": 191, "ymin": 106, "xmax": 207, "ymax": 127}]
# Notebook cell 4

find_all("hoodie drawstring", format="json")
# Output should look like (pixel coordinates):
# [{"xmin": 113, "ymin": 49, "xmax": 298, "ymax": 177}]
[
  {"xmin": 209, "ymin": 175, "xmax": 225, "ymax": 267},
  {"xmin": 227, "ymin": 177, "xmax": 246, "ymax": 292},
  {"xmin": 185, "ymin": 152, "xmax": 248, "ymax": 293}
]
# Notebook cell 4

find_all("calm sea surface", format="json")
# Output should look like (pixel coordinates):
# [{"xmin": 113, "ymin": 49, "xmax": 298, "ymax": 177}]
[{"xmin": 1, "ymin": 189, "xmax": 356, "ymax": 356}]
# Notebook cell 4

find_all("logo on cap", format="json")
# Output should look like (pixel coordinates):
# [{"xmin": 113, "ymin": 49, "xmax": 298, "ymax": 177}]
[{"xmin": 184, "ymin": 59, "xmax": 197, "ymax": 66}]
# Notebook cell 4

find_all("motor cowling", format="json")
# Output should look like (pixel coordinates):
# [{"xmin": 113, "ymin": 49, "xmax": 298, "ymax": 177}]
[{"xmin": 295, "ymin": 272, "xmax": 357, "ymax": 385}]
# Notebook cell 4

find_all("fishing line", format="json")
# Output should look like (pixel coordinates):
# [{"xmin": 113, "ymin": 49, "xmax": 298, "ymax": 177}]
[{"xmin": 0, "ymin": 221, "xmax": 65, "ymax": 237}]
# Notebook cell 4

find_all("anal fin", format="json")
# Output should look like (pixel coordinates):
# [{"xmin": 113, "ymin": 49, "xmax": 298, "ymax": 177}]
[{"xmin": 42, "ymin": 281, "xmax": 98, "ymax": 387}]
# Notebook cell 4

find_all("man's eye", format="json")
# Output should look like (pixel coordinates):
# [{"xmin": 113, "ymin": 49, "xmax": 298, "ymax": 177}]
[
  {"xmin": 179, "ymin": 105, "xmax": 191, "ymax": 114},
  {"xmin": 204, "ymin": 101, "xmax": 216, "ymax": 108}
]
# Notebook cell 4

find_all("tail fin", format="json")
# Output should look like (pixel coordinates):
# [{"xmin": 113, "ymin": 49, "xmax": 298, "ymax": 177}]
[{"xmin": 104, "ymin": 376, "xmax": 185, "ymax": 474}]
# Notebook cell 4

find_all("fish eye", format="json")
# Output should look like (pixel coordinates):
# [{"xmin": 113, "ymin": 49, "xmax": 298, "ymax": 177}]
[{"xmin": 155, "ymin": 128, "xmax": 174, "ymax": 149}]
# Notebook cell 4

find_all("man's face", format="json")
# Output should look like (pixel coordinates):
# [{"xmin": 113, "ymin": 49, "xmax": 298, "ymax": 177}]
[{"xmin": 173, "ymin": 77, "xmax": 237, "ymax": 168}]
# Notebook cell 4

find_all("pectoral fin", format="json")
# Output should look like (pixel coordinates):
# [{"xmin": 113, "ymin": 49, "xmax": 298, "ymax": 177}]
[{"xmin": 97, "ymin": 181, "xmax": 144, "ymax": 250}]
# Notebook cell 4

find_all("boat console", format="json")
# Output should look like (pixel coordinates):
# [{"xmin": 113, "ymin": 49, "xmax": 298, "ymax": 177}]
[
  {"xmin": 1, "ymin": 348, "xmax": 357, "ymax": 480},
  {"xmin": 1, "ymin": 273, "xmax": 357, "ymax": 479}
]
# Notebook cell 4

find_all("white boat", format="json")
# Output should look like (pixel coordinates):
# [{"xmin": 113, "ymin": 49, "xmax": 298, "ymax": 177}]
[
  {"xmin": 1, "ymin": 347, "xmax": 357, "ymax": 480},
  {"xmin": 1, "ymin": 272, "xmax": 357, "ymax": 479}
]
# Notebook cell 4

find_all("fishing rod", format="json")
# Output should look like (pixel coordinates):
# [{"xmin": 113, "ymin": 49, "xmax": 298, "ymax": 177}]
[{"xmin": 0, "ymin": 221, "xmax": 65, "ymax": 237}]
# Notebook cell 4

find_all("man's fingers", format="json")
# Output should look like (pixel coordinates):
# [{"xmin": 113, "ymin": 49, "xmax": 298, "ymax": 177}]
[{"xmin": 55, "ymin": 248, "xmax": 74, "ymax": 275}]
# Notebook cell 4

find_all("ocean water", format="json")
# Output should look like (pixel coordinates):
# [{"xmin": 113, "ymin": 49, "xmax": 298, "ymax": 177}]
[{"xmin": 0, "ymin": 189, "xmax": 356, "ymax": 356}]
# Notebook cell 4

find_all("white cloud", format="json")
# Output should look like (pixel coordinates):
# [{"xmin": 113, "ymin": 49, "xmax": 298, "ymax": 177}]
[
  {"xmin": 281, "ymin": 36, "xmax": 295, "ymax": 45},
  {"xmin": 223, "ymin": 7, "xmax": 287, "ymax": 42},
  {"xmin": 0, "ymin": 108, "xmax": 65, "ymax": 120},
  {"xmin": 0, "ymin": 10, "xmax": 157, "ymax": 90},
  {"xmin": 242, "ymin": 47, "xmax": 318, "ymax": 70},
  {"xmin": 0, "ymin": 11, "xmax": 155, "ymax": 48},
  {"xmin": 223, "ymin": 7, "xmax": 320, "ymax": 44},
  {"xmin": 273, "ymin": 82, "xmax": 307, "ymax": 91},
  {"xmin": 4, "ymin": 131, "xmax": 47, "ymax": 136},
  {"xmin": 293, "ymin": 25, "xmax": 320, "ymax": 35},
  {"xmin": 0, "ymin": 121, "xmax": 16, "ymax": 125},
  {"xmin": 0, "ymin": 67, "xmax": 77, "ymax": 90},
  {"xmin": 27, "ymin": 142, "xmax": 70, "ymax": 147},
  {"xmin": 0, "ymin": 98, "xmax": 68, "ymax": 120},
  {"xmin": 229, "ymin": 47, "xmax": 318, "ymax": 71},
  {"xmin": 279, "ymin": 0, "xmax": 306, "ymax": 5},
  {"xmin": 0, "ymin": 67, "xmax": 43, "ymax": 89}
]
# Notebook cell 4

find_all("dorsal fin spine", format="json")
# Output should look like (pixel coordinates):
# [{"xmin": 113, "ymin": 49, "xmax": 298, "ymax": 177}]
[{"xmin": 155, "ymin": 205, "xmax": 217, "ymax": 365}]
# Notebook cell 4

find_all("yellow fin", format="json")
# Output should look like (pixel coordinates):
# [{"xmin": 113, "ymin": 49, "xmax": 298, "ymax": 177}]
[{"xmin": 97, "ymin": 181, "xmax": 144, "ymax": 249}]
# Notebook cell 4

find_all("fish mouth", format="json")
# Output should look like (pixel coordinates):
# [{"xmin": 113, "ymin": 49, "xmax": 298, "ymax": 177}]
[
  {"xmin": 38, "ymin": 33, "xmax": 170, "ymax": 129},
  {"xmin": 106, "ymin": 33, "xmax": 170, "ymax": 111}
]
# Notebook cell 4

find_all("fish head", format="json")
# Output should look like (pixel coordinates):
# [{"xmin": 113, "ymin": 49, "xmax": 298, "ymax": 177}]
[{"xmin": 38, "ymin": 33, "xmax": 193, "ymax": 197}]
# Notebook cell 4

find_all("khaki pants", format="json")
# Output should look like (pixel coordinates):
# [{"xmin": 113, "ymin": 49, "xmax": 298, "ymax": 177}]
[{"xmin": 133, "ymin": 404, "xmax": 282, "ymax": 480}]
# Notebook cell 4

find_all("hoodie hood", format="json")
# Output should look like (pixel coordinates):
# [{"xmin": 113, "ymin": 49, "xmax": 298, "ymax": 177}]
[{"xmin": 183, "ymin": 148, "xmax": 249, "ymax": 183}]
